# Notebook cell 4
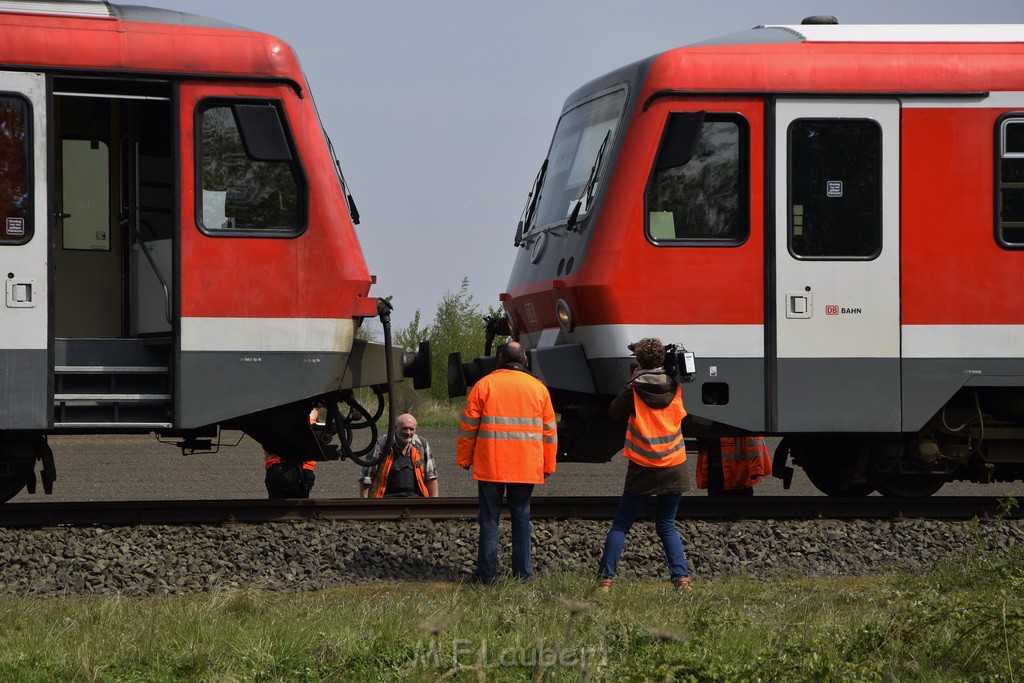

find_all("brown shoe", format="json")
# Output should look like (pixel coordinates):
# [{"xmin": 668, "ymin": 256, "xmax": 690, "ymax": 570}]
[
  {"xmin": 597, "ymin": 578, "xmax": 613, "ymax": 592},
  {"xmin": 673, "ymin": 577, "xmax": 693, "ymax": 592}
]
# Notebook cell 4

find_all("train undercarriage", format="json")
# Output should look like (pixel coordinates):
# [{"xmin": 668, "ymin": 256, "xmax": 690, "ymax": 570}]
[
  {"xmin": 0, "ymin": 333, "xmax": 432, "ymax": 504},
  {"xmin": 551, "ymin": 385, "xmax": 1024, "ymax": 498},
  {"xmin": 0, "ymin": 385, "xmax": 404, "ymax": 504}
]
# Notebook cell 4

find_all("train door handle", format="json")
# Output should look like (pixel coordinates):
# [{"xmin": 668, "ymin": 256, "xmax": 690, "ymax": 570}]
[
  {"xmin": 785, "ymin": 291, "xmax": 812, "ymax": 319},
  {"xmin": 6, "ymin": 278, "xmax": 36, "ymax": 308}
]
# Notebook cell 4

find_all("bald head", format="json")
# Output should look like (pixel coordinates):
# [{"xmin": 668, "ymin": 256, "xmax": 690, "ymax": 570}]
[
  {"xmin": 395, "ymin": 413, "xmax": 417, "ymax": 444},
  {"xmin": 500, "ymin": 341, "xmax": 527, "ymax": 367}
]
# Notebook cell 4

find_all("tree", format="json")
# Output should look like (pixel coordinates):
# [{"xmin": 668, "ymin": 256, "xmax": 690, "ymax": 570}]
[
  {"xmin": 394, "ymin": 308, "xmax": 430, "ymax": 352},
  {"xmin": 428, "ymin": 277, "xmax": 489, "ymax": 402}
]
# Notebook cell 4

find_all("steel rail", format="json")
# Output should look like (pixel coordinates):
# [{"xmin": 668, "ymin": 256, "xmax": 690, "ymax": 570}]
[{"xmin": 0, "ymin": 496, "xmax": 1020, "ymax": 529}]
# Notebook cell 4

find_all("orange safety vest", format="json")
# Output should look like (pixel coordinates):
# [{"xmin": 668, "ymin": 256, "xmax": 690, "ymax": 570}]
[
  {"xmin": 622, "ymin": 385, "xmax": 687, "ymax": 468},
  {"xmin": 264, "ymin": 409, "xmax": 318, "ymax": 471},
  {"xmin": 369, "ymin": 442, "xmax": 430, "ymax": 498},
  {"xmin": 695, "ymin": 437, "xmax": 771, "ymax": 489},
  {"xmin": 456, "ymin": 368, "xmax": 557, "ymax": 484},
  {"xmin": 264, "ymin": 454, "xmax": 316, "ymax": 471}
]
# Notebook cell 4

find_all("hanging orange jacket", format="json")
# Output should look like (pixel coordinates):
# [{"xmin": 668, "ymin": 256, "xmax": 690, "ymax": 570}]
[
  {"xmin": 369, "ymin": 442, "xmax": 430, "ymax": 498},
  {"xmin": 695, "ymin": 437, "xmax": 771, "ymax": 489},
  {"xmin": 457, "ymin": 368, "xmax": 557, "ymax": 484},
  {"xmin": 623, "ymin": 385, "xmax": 687, "ymax": 468}
]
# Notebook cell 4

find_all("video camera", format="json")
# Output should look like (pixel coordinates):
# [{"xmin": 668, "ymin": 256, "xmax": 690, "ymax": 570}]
[
  {"xmin": 664, "ymin": 343, "xmax": 696, "ymax": 384},
  {"xmin": 627, "ymin": 341, "xmax": 696, "ymax": 384}
]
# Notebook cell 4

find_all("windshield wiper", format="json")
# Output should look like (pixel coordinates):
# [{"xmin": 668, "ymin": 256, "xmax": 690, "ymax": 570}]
[
  {"xmin": 565, "ymin": 129, "xmax": 610, "ymax": 232},
  {"xmin": 515, "ymin": 158, "xmax": 548, "ymax": 247},
  {"xmin": 336, "ymin": 160, "xmax": 360, "ymax": 225},
  {"xmin": 326, "ymin": 134, "xmax": 360, "ymax": 225}
]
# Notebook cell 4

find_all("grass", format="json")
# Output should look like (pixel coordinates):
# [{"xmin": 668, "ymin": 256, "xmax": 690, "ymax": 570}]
[
  {"xmin": 401, "ymin": 397, "xmax": 462, "ymax": 428},
  {"xmin": 0, "ymin": 545, "xmax": 1021, "ymax": 682},
  {"xmin": 365, "ymin": 383, "xmax": 463, "ymax": 428}
]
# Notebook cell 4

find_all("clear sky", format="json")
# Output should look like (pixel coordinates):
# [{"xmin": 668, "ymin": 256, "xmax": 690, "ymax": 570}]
[{"xmin": 170, "ymin": 0, "xmax": 1024, "ymax": 329}]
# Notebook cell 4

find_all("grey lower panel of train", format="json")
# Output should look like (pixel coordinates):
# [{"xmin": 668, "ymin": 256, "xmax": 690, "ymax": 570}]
[
  {"xmin": 0, "ymin": 349, "xmax": 47, "ymax": 429},
  {"xmin": 529, "ymin": 343, "xmax": 1024, "ymax": 435},
  {"xmin": 178, "ymin": 339, "xmax": 398, "ymax": 428}
]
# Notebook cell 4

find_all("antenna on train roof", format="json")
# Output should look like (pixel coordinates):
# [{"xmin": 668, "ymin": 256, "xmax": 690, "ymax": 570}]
[{"xmin": 801, "ymin": 15, "xmax": 839, "ymax": 24}]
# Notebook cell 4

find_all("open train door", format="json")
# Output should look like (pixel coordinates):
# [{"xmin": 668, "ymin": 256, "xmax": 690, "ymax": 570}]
[
  {"xmin": 0, "ymin": 72, "xmax": 48, "ymax": 431},
  {"xmin": 772, "ymin": 99, "xmax": 901, "ymax": 432}
]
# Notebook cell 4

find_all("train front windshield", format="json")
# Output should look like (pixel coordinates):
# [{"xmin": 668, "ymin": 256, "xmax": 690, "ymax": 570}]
[{"xmin": 527, "ymin": 88, "xmax": 627, "ymax": 233}]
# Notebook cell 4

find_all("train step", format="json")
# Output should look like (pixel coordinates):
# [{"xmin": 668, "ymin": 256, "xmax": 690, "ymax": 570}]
[
  {"xmin": 53, "ymin": 396, "xmax": 173, "ymax": 427},
  {"xmin": 53, "ymin": 338, "xmax": 173, "ymax": 427},
  {"xmin": 54, "ymin": 393, "xmax": 172, "ymax": 403}
]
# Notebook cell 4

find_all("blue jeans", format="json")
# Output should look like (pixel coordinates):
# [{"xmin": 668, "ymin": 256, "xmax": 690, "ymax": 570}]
[
  {"xmin": 476, "ymin": 481, "xmax": 535, "ymax": 582},
  {"xmin": 597, "ymin": 491, "xmax": 689, "ymax": 582}
]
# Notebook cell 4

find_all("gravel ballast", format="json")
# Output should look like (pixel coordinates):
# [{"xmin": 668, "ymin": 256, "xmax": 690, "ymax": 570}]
[{"xmin": 1, "ymin": 517, "xmax": 1021, "ymax": 597}]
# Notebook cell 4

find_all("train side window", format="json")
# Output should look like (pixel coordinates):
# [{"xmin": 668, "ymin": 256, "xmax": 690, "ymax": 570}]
[
  {"xmin": 788, "ymin": 119, "xmax": 881, "ymax": 259},
  {"xmin": 997, "ymin": 116, "xmax": 1024, "ymax": 247},
  {"xmin": 646, "ymin": 114, "xmax": 748, "ymax": 245},
  {"xmin": 0, "ymin": 96, "xmax": 32, "ymax": 245},
  {"xmin": 197, "ymin": 101, "xmax": 305, "ymax": 235}
]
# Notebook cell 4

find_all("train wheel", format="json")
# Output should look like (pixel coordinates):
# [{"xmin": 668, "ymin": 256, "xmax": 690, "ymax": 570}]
[{"xmin": 795, "ymin": 439, "xmax": 875, "ymax": 497}]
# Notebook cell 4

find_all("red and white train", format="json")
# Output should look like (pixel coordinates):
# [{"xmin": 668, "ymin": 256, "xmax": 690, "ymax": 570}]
[
  {"xmin": 460, "ymin": 18, "xmax": 1024, "ymax": 497},
  {"xmin": 0, "ymin": 1, "xmax": 428, "ymax": 502}
]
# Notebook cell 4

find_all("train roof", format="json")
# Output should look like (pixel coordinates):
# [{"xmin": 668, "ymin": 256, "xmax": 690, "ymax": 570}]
[
  {"xmin": 0, "ymin": 1, "xmax": 303, "ymax": 85},
  {"xmin": 0, "ymin": 0, "xmax": 245, "ymax": 28},
  {"xmin": 697, "ymin": 23, "xmax": 1024, "ymax": 46},
  {"xmin": 562, "ymin": 23, "xmax": 1024, "ymax": 113}
]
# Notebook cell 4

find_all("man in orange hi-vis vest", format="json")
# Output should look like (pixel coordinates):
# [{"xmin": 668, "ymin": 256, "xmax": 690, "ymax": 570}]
[
  {"xmin": 358, "ymin": 413, "xmax": 439, "ymax": 498},
  {"xmin": 457, "ymin": 341, "xmax": 556, "ymax": 584},
  {"xmin": 264, "ymin": 409, "xmax": 318, "ymax": 499},
  {"xmin": 695, "ymin": 436, "xmax": 773, "ymax": 496}
]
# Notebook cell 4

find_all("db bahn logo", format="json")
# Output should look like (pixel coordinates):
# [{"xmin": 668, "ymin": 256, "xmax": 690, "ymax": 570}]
[
  {"xmin": 825, "ymin": 305, "xmax": 840, "ymax": 315},
  {"xmin": 825, "ymin": 305, "xmax": 863, "ymax": 315}
]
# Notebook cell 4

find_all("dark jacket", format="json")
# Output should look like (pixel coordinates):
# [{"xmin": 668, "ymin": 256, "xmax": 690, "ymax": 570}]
[
  {"xmin": 609, "ymin": 368, "xmax": 690, "ymax": 495},
  {"xmin": 609, "ymin": 369, "xmax": 677, "ymax": 417}
]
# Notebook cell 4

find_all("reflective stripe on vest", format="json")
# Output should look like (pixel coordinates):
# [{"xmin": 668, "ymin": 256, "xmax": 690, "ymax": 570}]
[
  {"xmin": 458, "ymin": 415, "xmax": 482, "ymax": 440},
  {"xmin": 370, "ymin": 443, "xmax": 429, "ymax": 498},
  {"xmin": 472, "ymin": 415, "xmax": 555, "ymax": 442},
  {"xmin": 623, "ymin": 385, "xmax": 686, "ymax": 468},
  {"xmin": 721, "ymin": 437, "xmax": 769, "ymax": 462}
]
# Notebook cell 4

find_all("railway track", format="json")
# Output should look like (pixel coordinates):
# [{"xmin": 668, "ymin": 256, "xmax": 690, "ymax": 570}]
[{"xmin": 0, "ymin": 495, "xmax": 1019, "ymax": 528}]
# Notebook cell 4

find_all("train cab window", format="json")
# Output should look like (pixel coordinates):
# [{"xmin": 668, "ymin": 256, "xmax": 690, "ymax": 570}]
[
  {"xmin": 528, "ymin": 88, "xmax": 628, "ymax": 233},
  {"xmin": 0, "ymin": 96, "xmax": 32, "ymax": 245},
  {"xmin": 788, "ymin": 119, "xmax": 881, "ymax": 259},
  {"xmin": 997, "ymin": 116, "xmax": 1024, "ymax": 247},
  {"xmin": 197, "ymin": 101, "xmax": 305, "ymax": 235},
  {"xmin": 646, "ymin": 114, "xmax": 747, "ymax": 244}
]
